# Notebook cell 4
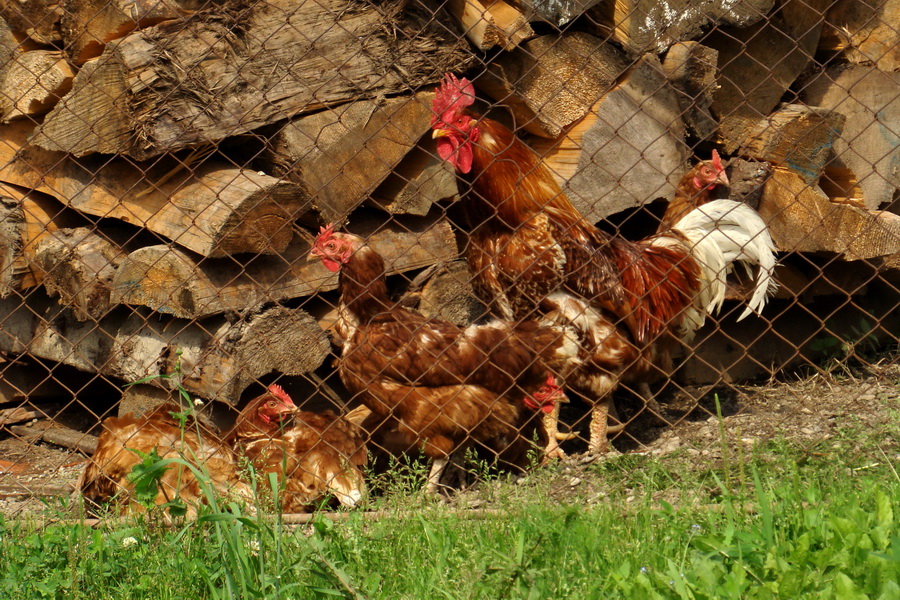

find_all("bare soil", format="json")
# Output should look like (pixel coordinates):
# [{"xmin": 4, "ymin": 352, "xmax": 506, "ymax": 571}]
[{"xmin": 1, "ymin": 362, "xmax": 898, "ymax": 519}]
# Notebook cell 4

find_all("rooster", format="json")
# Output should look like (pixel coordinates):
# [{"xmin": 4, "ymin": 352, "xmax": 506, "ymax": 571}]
[
  {"xmin": 431, "ymin": 74, "xmax": 777, "ymax": 453},
  {"xmin": 310, "ymin": 225, "xmax": 578, "ymax": 492},
  {"xmin": 231, "ymin": 387, "xmax": 368, "ymax": 512},
  {"xmin": 78, "ymin": 385, "xmax": 295, "ymax": 515}
]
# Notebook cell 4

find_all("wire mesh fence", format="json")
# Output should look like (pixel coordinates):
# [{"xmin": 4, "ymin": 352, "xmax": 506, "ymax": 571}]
[{"xmin": 0, "ymin": 0, "xmax": 897, "ymax": 517}]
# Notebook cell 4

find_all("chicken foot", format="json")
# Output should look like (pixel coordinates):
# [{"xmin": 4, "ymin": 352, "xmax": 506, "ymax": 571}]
[
  {"xmin": 425, "ymin": 456, "xmax": 450, "ymax": 495},
  {"xmin": 588, "ymin": 397, "xmax": 626, "ymax": 454}
]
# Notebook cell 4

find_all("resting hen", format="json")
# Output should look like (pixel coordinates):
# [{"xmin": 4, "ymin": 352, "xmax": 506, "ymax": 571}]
[
  {"xmin": 231, "ymin": 389, "xmax": 368, "ymax": 512},
  {"xmin": 431, "ymin": 74, "xmax": 777, "ymax": 453},
  {"xmin": 658, "ymin": 149, "xmax": 728, "ymax": 233},
  {"xmin": 310, "ymin": 225, "xmax": 577, "ymax": 492},
  {"xmin": 78, "ymin": 385, "xmax": 295, "ymax": 515}
]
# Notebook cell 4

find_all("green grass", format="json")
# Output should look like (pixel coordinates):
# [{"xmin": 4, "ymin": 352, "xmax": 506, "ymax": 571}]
[{"xmin": 2, "ymin": 416, "xmax": 899, "ymax": 599}]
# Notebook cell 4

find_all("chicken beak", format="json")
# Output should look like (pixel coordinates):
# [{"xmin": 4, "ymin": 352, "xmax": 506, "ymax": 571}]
[
  {"xmin": 432, "ymin": 128, "xmax": 451, "ymax": 139},
  {"xmin": 716, "ymin": 170, "xmax": 730, "ymax": 186}
]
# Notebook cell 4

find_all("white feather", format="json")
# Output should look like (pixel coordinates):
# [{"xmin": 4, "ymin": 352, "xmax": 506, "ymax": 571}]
[{"xmin": 671, "ymin": 200, "xmax": 778, "ymax": 330}]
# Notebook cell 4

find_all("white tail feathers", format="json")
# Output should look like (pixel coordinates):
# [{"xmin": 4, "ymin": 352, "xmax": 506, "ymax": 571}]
[{"xmin": 672, "ymin": 200, "xmax": 778, "ymax": 331}]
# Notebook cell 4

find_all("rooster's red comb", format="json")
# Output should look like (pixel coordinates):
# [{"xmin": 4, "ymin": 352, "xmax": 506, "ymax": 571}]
[
  {"xmin": 267, "ymin": 384, "xmax": 295, "ymax": 407},
  {"xmin": 316, "ymin": 224, "xmax": 336, "ymax": 245},
  {"xmin": 711, "ymin": 149, "xmax": 724, "ymax": 173},
  {"xmin": 432, "ymin": 73, "xmax": 475, "ymax": 121}
]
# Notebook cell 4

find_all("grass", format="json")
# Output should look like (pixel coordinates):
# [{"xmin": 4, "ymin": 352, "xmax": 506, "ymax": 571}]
[{"xmin": 2, "ymin": 404, "xmax": 899, "ymax": 600}]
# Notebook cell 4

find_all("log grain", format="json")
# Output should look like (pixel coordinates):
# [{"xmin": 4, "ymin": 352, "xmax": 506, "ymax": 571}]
[
  {"xmin": 369, "ymin": 138, "xmax": 458, "ymax": 216},
  {"xmin": 0, "ymin": 184, "xmax": 86, "ymax": 296},
  {"xmin": 0, "ymin": 290, "xmax": 331, "ymax": 403},
  {"xmin": 110, "ymin": 213, "xmax": 459, "ymax": 319},
  {"xmin": 261, "ymin": 92, "xmax": 438, "ymax": 224},
  {"xmin": 446, "ymin": 0, "xmax": 535, "ymax": 50},
  {"xmin": 61, "ymin": 0, "xmax": 203, "ymax": 64},
  {"xmin": 804, "ymin": 65, "xmax": 900, "ymax": 210},
  {"xmin": 0, "ymin": 18, "xmax": 73, "ymax": 121},
  {"xmin": 758, "ymin": 167, "xmax": 900, "ymax": 260},
  {"xmin": 660, "ymin": 41, "xmax": 718, "ymax": 141},
  {"xmin": 707, "ymin": 0, "xmax": 830, "ymax": 152},
  {"xmin": 31, "ymin": 0, "xmax": 473, "ymax": 159},
  {"xmin": 820, "ymin": 0, "xmax": 900, "ymax": 72},
  {"xmin": 478, "ymin": 32, "xmax": 626, "ymax": 138},
  {"xmin": 0, "ymin": 0, "xmax": 62, "ymax": 44},
  {"xmin": 530, "ymin": 54, "xmax": 688, "ymax": 222},
  {"xmin": 0, "ymin": 121, "xmax": 309, "ymax": 257},
  {"xmin": 737, "ymin": 104, "xmax": 845, "ymax": 183}
]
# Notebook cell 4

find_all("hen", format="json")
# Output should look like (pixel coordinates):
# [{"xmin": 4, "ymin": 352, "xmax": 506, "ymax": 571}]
[
  {"xmin": 431, "ymin": 74, "xmax": 777, "ymax": 453},
  {"xmin": 310, "ymin": 225, "xmax": 577, "ymax": 492},
  {"xmin": 658, "ymin": 149, "xmax": 729, "ymax": 233},
  {"xmin": 78, "ymin": 385, "xmax": 295, "ymax": 515},
  {"xmin": 231, "ymin": 389, "xmax": 368, "ymax": 512}
]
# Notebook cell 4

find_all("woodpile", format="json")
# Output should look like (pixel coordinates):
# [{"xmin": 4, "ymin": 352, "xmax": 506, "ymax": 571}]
[{"xmin": 0, "ymin": 0, "xmax": 897, "ymax": 446}]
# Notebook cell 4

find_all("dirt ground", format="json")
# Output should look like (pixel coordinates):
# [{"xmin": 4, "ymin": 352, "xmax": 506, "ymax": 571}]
[{"xmin": 1, "ymin": 361, "xmax": 897, "ymax": 519}]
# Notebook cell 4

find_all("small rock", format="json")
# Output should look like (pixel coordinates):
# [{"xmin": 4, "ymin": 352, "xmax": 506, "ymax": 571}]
[{"xmin": 569, "ymin": 477, "xmax": 582, "ymax": 487}]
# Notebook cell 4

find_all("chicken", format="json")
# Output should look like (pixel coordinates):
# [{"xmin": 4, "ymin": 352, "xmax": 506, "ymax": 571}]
[
  {"xmin": 230, "ymin": 389, "xmax": 368, "ymax": 512},
  {"xmin": 310, "ymin": 225, "xmax": 577, "ymax": 493},
  {"xmin": 431, "ymin": 74, "xmax": 777, "ymax": 453},
  {"xmin": 78, "ymin": 385, "xmax": 295, "ymax": 515},
  {"xmin": 658, "ymin": 149, "xmax": 729, "ymax": 232}
]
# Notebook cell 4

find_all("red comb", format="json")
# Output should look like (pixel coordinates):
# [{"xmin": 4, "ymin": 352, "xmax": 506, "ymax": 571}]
[
  {"xmin": 267, "ymin": 383, "xmax": 295, "ymax": 407},
  {"xmin": 432, "ymin": 73, "xmax": 475, "ymax": 121},
  {"xmin": 711, "ymin": 149, "xmax": 724, "ymax": 173},
  {"xmin": 316, "ymin": 224, "xmax": 335, "ymax": 244}
]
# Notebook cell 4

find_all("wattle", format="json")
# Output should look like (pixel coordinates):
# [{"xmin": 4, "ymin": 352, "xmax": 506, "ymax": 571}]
[
  {"xmin": 437, "ymin": 135, "xmax": 472, "ymax": 174},
  {"xmin": 322, "ymin": 258, "xmax": 342, "ymax": 272}
]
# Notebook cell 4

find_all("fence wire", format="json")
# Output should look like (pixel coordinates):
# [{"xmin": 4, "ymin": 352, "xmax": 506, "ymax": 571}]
[{"xmin": 0, "ymin": 0, "xmax": 897, "ymax": 517}]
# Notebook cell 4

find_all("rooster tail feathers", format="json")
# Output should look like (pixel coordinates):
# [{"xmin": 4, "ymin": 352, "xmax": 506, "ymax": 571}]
[{"xmin": 673, "ymin": 199, "xmax": 777, "ymax": 323}]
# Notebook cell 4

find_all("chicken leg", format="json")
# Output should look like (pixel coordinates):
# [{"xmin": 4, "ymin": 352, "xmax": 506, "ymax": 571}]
[{"xmin": 425, "ymin": 457, "xmax": 449, "ymax": 495}]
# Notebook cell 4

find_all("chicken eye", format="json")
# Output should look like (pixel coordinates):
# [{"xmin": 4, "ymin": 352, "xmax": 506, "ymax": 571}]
[{"xmin": 267, "ymin": 400, "xmax": 277, "ymax": 408}]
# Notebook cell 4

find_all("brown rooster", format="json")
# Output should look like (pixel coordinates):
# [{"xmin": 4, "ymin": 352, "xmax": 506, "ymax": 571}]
[
  {"xmin": 78, "ymin": 386, "xmax": 295, "ymax": 515},
  {"xmin": 231, "ymin": 386, "xmax": 368, "ymax": 512},
  {"xmin": 431, "ymin": 74, "xmax": 777, "ymax": 454},
  {"xmin": 310, "ymin": 225, "xmax": 577, "ymax": 493}
]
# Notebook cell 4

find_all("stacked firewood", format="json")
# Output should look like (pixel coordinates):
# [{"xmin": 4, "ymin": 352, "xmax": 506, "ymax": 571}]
[{"xmin": 0, "ymin": 0, "xmax": 898, "ymax": 430}]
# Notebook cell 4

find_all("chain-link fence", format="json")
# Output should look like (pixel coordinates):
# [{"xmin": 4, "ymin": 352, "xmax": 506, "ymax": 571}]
[{"xmin": 0, "ymin": 0, "xmax": 897, "ymax": 517}]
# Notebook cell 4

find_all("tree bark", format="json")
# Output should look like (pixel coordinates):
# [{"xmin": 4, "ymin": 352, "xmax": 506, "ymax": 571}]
[{"xmin": 32, "ymin": 0, "xmax": 474, "ymax": 159}]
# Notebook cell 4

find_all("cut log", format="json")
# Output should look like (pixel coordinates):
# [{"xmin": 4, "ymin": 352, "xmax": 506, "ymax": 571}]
[
  {"xmin": 0, "ymin": 290, "xmax": 331, "ymax": 404},
  {"xmin": 758, "ymin": 167, "xmax": 900, "ymax": 260},
  {"xmin": 60, "ymin": 0, "xmax": 202, "ymax": 64},
  {"xmin": 819, "ymin": 166, "xmax": 865, "ymax": 207},
  {"xmin": 530, "ymin": 55, "xmax": 688, "ymax": 222},
  {"xmin": 0, "ymin": 18, "xmax": 74, "ymax": 121},
  {"xmin": 587, "ymin": 0, "xmax": 776, "ymax": 53},
  {"xmin": 261, "ymin": 92, "xmax": 438, "ymax": 224},
  {"xmin": 804, "ymin": 65, "xmax": 900, "ymax": 210},
  {"xmin": 8, "ymin": 421, "xmax": 98, "ymax": 455},
  {"xmin": 0, "ymin": 0, "xmax": 62, "ymax": 44},
  {"xmin": 708, "ymin": 0, "xmax": 831, "ymax": 152},
  {"xmin": 660, "ymin": 41, "xmax": 719, "ymax": 141},
  {"xmin": 0, "ymin": 121, "xmax": 309, "ymax": 257},
  {"xmin": 31, "ymin": 0, "xmax": 473, "ymax": 159},
  {"xmin": 446, "ymin": 0, "xmax": 535, "ymax": 50},
  {"xmin": 478, "ymin": 32, "xmax": 627, "ymax": 138},
  {"xmin": 508, "ymin": 0, "xmax": 602, "ymax": 26},
  {"xmin": 32, "ymin": 227, "xmax": 132, "ymax": 321},
  {"xmin": 110, "ymin": 213, "xmax": 459, "ymax": 319},
  {"xmin": 0, "ymin": 407, "xmax": 39, "ymax": 425},
  {"xmin": 368, "ymin": 138, "xmax": 459, "ymax": 216},
  {"xmin": 737, "ymin": 104, "xmax": 845, "ymax": 183},
  {"xmin": 416, "ymin": 260, "xmax": 485, "ymax": 326},
  {"xmin": 121, "ymin": 212, "xmax": 454, "ymax": 316},
  {"xmin": 0, "ymin": 184, "xmax": 86, "ymax": 296},
  {"xmin": 820, "ymin": 0, "xmax": 900, "ymax": 72}
]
